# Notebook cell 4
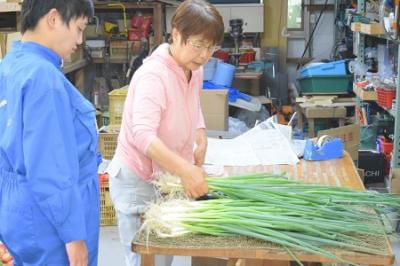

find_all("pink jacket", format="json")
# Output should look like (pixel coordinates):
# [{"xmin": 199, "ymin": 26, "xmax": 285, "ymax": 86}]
[{"xmin": 115, "ymin": 43, "xmax": 205, "ymax": 181}]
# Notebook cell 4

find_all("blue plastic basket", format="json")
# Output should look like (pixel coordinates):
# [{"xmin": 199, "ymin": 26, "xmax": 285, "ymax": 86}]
[
  {"xmin": 300, "ymin": 60, "xmax": 347, "ymax": 77},
  {"xmin": 203, "ymin": 57, "xmax": 218, "ymax": 81}
]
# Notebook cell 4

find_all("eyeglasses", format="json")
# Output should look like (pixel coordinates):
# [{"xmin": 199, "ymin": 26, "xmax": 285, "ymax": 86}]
[{"xmin": 187, "ymin": 40, "xmax": 218, "ymax": 54}]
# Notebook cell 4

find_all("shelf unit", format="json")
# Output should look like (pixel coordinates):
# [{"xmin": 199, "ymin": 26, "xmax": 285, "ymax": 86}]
[
  {"xmin": 0, "ymin": 2, "xmax": 21, "ymax": 32},
  {"xmin": 0, "ymin": 2, "xmax": 21, "ymax": 12},
  {"xmin": 355, "ymin": 0, "xmax": 400, "ymax": 169},
  {"xmin": 93, "ymin": 1, "xmax": 164, "ymax": 45},
  {"xmin": 0, "ymin": 4, "xmax": 88, "ymax": 93},
  {"xmin": 92, "ymin": 57, "xmax": 129, "ymax": 64}
]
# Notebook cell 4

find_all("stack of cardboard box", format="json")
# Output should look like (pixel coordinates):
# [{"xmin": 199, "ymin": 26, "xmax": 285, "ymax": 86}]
[{"xmin": 200, "ymin": 89, "xmax": 228, "ymax": 131}]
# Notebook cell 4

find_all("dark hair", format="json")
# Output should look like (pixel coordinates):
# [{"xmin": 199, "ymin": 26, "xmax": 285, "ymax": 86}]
[
  {"xmin": 21, "ymin": 0, "xmax": 94, "ymax": 34},
  {"xmin": 171, "ymin": 0, "xmax": 224, "ymax": 45}
]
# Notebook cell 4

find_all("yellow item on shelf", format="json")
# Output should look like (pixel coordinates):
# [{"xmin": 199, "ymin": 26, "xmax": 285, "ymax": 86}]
[{"xmin": 104, "ymin": 21, "xmax": 118, "ymax": 33}]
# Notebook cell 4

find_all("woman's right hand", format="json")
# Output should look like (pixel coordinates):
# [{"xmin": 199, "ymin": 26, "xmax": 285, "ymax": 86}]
[{"xmin": 178, "ymin": 163, "xmax": 208, "ymax": 199}]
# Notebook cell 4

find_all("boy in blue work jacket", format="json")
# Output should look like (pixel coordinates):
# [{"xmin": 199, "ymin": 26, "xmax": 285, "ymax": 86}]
[{"xmin": 0, "ymin": 0, "xmax": 100, "ymax": 265}]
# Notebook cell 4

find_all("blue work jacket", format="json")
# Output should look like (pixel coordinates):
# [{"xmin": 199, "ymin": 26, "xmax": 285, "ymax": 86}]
[{"xmin": 0, "ymin": 41, "xmax": 100, "ymax": 264}]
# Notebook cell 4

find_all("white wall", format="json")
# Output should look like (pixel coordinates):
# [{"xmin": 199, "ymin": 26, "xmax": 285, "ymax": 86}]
[
  {"xmin": 286, "ymin": 10, "xmax": 335, "ymax": 94},
  {"xmin": 311, "ymin": 12, "xmax": 335, "ymax": 61}
]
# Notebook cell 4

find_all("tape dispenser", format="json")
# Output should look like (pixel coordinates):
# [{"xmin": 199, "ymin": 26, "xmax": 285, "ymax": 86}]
[{"xmin": 303, "ymin": 135, "xmax": 343, "ymax": 161}]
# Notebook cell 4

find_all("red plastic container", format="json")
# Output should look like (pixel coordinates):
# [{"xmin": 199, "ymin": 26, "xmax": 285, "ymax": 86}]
[
  {"xmin": 214, "ymin": 49, "xmax": 229, "ymax": 63},
  {"xmin": 128, "ymin": 28, "xmax": 143, "ymax": 41},
  {"xmin": 239, "ymin": 51, "xmax": 256, "ymax": 64},
  {"xmin": 376, "ymin": 87, "xmax": 396, "ymax": 109},
  {"xmin": 131, "ymin": 15, "xmax": 144, "ymax": 28},
  {"xmin": 378, "ymin": 136, "xmax": 393, "ymax": 156},
  {"xmin": 141, "ymin": 16, "xmax": 152, "ymax": 32},
  {"xmin": 383, "ymin": 153, "xmax": 391, "ymax": 175}
]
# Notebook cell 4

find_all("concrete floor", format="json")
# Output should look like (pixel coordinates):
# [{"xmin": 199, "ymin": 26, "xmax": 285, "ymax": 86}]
[{"xmin": 99, "ymin": 226, "xmax": 191, "ymax": 266}]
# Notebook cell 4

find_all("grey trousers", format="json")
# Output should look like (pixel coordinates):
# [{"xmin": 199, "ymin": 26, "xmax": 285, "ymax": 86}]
[{"xmin": 107, "ymin": 156, "xmax": 173, "ymax": 266}]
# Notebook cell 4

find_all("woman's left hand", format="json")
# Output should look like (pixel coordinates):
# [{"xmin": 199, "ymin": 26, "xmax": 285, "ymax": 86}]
[{"xmin": 194, "ymin": 128, "xmax": 207, "ymax": 167}]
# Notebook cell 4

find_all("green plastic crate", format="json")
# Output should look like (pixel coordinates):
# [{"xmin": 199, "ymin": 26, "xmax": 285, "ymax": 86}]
[{"xmin": 297, "ymin": 75, "xmax": 351, "ymax": 94}]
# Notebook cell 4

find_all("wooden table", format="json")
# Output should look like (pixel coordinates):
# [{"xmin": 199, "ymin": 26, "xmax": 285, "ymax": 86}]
[
  {"xmin": 132, "ymin": 153, "xmax": 395, "ymax": 266},
  {"xmin": 297, "ymin": 102, "xmax": 356, "ymax": 138}
]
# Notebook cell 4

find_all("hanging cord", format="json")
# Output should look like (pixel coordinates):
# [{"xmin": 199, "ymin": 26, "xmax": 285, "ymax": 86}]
[{"xmin": 296, "ymin": 0, "xmax": 330, "ymax": 70}]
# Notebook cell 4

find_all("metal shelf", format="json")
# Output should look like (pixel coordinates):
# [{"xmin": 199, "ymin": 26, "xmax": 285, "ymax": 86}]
[
  {"xmin": 355, "ymin": 0, "xmax": 400, "ymax": 168},
  {"xmin": 92, "ymin": 58, "xmax": 129, "ymax": 64},
  {"xmin": 393, "ymin": 44, "xmax": 400, "ymax": 168}
]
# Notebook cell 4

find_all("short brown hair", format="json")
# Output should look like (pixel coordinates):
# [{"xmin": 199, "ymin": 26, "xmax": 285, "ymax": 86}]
[{"xmin": 171, "ymin": 0, "xmax": 224, "ymax": 45}]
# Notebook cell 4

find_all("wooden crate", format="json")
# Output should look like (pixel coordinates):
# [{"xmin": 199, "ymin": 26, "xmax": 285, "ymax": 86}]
[
  {"xmin": 108, "ymin": 86, "xmax": 128, "ymax": 125},
  {"xmin": 100, "ymin": 180, "xmax": 117, "ymax": 226},
  {"xmin": 99, "ymin": 133, "xmax": 118, "ymax": 160}
]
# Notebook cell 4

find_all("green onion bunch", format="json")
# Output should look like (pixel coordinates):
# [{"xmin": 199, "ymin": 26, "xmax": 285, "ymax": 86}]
[{"xmin": 144, "ymin": 173, "xmax": 399, "ymax": 264}]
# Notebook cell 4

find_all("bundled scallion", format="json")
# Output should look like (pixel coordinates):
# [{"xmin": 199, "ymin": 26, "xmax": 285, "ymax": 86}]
[{"xmin": 144, "ymin": 172, "xmax": 399, "ymax": 265}]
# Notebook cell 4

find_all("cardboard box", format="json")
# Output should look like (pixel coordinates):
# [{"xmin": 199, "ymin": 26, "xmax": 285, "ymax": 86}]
[
  {"xmin": 351, "ymin": 22, "xmax": 361, "ymax": 32},
  {"xmin": 304, "ymin": 106, "xmax": 346, "ymax": 118},
  {"xmin": 353, "ymin": 83, "xmax": 377, "ymax": 101},
  {"xmin": 0, "ymin": 31, "xmax": 21, "ymax": 58},
  {"xmin": 360, "ymin": 22, "xmax": 384, "ymax": 35},
  {"xmin": 200, "ymin": 89, "xmax": 228, "ymax": 131},
  {"xmin": 391, "ymin": 168, "xmax": 400, "ymax": 194},
  {"xmin": 318, "ymin": 124, "xmax": 360, "ymax": 160}
]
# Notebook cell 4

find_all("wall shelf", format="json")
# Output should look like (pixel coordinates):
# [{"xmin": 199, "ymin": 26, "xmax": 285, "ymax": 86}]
[
  {"xmin": 355, "ymin": 0, "xmax": 400, "ymax": 169},
  {"xmin": 0, "ymin": 2, "xmax": 21, "ymax": 12}
]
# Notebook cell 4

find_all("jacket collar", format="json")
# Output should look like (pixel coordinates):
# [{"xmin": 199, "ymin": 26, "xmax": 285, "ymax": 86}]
[{"xmin": 12, "ymin": 41, "xmax": 62, "ymax": 69}]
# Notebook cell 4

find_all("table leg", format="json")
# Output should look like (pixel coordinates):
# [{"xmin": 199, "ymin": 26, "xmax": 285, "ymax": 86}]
[
  {"xmin": 140, "ymin": 254, "xmax": 155, "ymax": 266},
  {"xmin": 338, "ymin": 118, "xmax": 345, "ymax": 127},
  {"xmin": 227, "ymin": 258, "xmax": 239, "ymax": 266},
  {"xmin": 297, "ymin": 111, "xmax": 304, "ymax": 132},
  {"xmin": 308, "ymin": 118, "xmax": 315, "ymax": 138}
]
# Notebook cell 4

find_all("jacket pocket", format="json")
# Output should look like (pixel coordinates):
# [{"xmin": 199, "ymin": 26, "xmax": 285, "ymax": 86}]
[
  {"xmin": 0, "ymin": 180, "xmax": 41, "ymax": 263},
  {"xmin": 72, "ymin": 99, "xmax": 98, "ymax": 156}
]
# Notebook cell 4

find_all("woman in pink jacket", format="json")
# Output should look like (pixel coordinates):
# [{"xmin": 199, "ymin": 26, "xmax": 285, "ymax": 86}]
[{"xmin": 107, "ymin": 0, "xmax": 224, "ymax": 265}]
